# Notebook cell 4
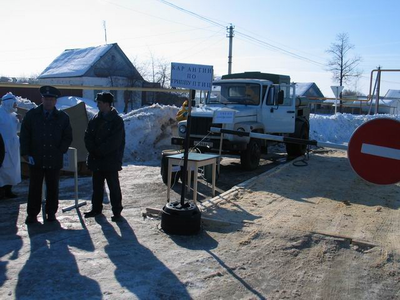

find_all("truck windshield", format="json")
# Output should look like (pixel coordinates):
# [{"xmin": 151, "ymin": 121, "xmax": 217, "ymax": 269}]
[{"xmin": 207, "ymin": 83, "xmax": 260, "ymax": 105}]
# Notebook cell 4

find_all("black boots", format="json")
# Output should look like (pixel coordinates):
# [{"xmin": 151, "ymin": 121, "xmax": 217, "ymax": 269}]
[
  {"xmin": 4, "ymin": 185, "xmax": 17, "ymax": 199},
  {"xmin": 84, "ymin": 211, "xmax": 102, "ymax": 218},
  {"xmin": 111, "ymin": 215, "xmax": 122, "ymax": 222},
  {"xmin": 46, "ymin": 213, "xmax": 56, "ymax": 222},
  {"xmin": 25, "ymin": 215, "xmax": 38, "ymax": 224}
]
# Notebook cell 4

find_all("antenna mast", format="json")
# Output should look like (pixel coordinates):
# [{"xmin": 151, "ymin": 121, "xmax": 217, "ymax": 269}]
[
  {"xmin": 103, "ymin": 21, "xmax": 108, "ymax": 44},
  {"xmin": 226, "ymin": 24, "xmax": 234, "ymax": 74}
]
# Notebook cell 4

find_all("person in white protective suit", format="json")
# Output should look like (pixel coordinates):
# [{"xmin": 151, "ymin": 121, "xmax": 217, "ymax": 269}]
[{"xmin": 0, "ymin": 92, "xmax": 21, "ymax": 199}]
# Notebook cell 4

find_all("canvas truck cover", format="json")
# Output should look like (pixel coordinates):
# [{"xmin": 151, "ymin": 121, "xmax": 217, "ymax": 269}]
[{"xmin": 221, "ymin": 72, "xmax": 290, "ymax": 84}]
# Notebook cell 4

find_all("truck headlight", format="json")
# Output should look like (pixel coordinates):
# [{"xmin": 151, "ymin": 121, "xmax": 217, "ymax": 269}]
[
  {"xmin": 236, "ymin": 127, "xmax": 246, "ymax": 137},
  {"xmin": 179, "ymin": 124, "xmax": 187, "ymax": 134}
]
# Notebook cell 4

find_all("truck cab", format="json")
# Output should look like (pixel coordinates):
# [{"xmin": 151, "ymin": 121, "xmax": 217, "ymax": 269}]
[{"xmin": 172, "ymin": 72, "xmax": 310, "ymax": 170}]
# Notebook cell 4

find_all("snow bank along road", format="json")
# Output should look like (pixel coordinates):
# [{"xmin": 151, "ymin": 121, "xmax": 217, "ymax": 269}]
[{"xmin": 1, "ymin": 150, "xmax": 399, "ymax": 299}]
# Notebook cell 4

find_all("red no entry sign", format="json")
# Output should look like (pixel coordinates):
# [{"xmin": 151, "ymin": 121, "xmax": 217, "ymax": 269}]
[{"xmin": 348, "ymin": 118, "xmax": 400, "ymax": 185}]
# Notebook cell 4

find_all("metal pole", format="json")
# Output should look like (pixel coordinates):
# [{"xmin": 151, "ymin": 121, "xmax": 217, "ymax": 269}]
[
  {"xmin": 375, "ymin": 67, "xmax": 381, "ymax": 114},
  {"xmin": 335, "ymin": 94, "xmax": 338, "ymax": 114},
  {"xmin": 103, "ymin": 21, "xmax": 107, "ymax": 44},
  {"xmin": 368, "ymin": 76, "xmax": 378, "ymax": 115},
  {"xmin": 218, "ymin": 125, "xmax": 224, "ymax": 175},
  {"xmin": 180, "ymin": 90, "xmax": 195, "ymax": 206},
  {"xmin": 62, "ymin": 148, "xmax": 87, "ymax": 212}
]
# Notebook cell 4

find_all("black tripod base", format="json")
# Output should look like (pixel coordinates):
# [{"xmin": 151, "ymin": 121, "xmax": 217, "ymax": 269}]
[{"xmin": 161, "ymin": 201, "xmax": 201, "ymax": 235}]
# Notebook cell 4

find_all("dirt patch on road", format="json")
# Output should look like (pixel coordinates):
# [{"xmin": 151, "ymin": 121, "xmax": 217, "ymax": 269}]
[{"xmin": 198, "ymin": 150, "xmax": 400, "ymax": 299}]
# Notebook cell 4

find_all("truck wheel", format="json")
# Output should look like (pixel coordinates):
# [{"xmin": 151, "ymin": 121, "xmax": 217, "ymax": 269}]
[
  {"xmin": 240, "ymin": 139, "xmax": 261, "ymax": 170},
  {"xmin": 286, "ymin": 125, "xmax": 309, "ymax": 157}
]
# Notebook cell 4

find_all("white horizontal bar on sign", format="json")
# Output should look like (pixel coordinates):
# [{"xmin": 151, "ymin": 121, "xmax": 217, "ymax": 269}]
[{"xmin": 361, "ymin": 143, "xmax": 400, "ymax": 160}]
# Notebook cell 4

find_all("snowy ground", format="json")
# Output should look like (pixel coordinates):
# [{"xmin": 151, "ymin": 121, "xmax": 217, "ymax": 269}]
[
  {"xmin": 1, "ymin": 98, "xmax": 400, "ymax": 299},
  {"xmin": 1, "ymin": 150, "xmax": 399, "ymax": 299}
]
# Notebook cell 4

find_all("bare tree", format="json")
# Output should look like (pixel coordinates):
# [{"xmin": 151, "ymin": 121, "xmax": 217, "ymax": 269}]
[
  {"xmin": 342, "ymin": 89, "xmax": 365, "ymax": 97},
  {"xmin": 326, "ymin": 33, "xmax": 362, "ymax": 112},
  {"xmin": 146, "ymin": 52, "xmax": 170, "ymax": 88},
  {"xmin": 154, "ymin": 60, "xmax": 170, "ymax": 88}
]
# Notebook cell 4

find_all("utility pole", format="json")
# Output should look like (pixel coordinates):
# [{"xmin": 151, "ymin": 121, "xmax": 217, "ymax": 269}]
[
  {"xmin": 226, "ymin": 24, "xmax": 234, "ymax": 74},
  {"xmin": 103, "ymin": 21, "xmax": 108, "ymax": 44}
]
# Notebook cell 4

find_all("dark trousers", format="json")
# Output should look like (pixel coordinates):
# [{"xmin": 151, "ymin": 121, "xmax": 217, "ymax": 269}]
[
  {"xmin": 27, "ymin": 167, "xmax": 60, "ymax": 217},
  {"xmin": 91, "ymin": 170, "xmax": 123, "ymax": 216}
]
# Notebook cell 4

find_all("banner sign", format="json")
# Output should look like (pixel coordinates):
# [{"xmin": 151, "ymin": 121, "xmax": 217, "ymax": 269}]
[{"xmin": 171, "ymin": 62, "xmax": 213, "ymax": 91}]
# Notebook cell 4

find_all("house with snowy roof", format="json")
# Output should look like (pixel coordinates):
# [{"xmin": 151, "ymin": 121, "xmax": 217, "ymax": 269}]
[
  {"xmin": 363, "ymin": 89, "xmax": 400, "ymax": 115},
  {"xmin": 295, "ymin": 82, "xmax": 324, "ymax": 98},
  {"xmin": 294, "ymin": 82, "xmax": 325, "ymax": 113},
  {"xmin": 38, "ymin": 43, "xmax": 144, "ymax": 113}
]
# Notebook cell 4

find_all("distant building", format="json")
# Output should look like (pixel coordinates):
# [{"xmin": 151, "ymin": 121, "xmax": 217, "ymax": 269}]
[
  {"xmin": 377, "ymin": 89, "xmax": 400, "ymax": 115},
  {"xmin": 353, "ymin": 90, "xmax": 400, "ymax": 115},
  {"xmin": 295, "ymin": 82, "xmax": 324, "ymax": 98},
  {"xmin": 38, "ymin": 43, "xmax": 144, "ymax": 113}
]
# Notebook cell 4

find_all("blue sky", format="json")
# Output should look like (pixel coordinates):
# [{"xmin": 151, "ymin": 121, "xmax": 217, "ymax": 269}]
[{"xmin": 1, "ymin": 0, "xmax": 399, "ymax": 97}]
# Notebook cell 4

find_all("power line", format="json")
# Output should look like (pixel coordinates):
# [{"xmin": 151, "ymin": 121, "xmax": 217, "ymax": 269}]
[
  {"xmin": 113, "ymin": 26, "xmax": 220, "ymax": 43},
  {"xmin": 155, "ymin": 0, "xmax": 226, "ymax": 29},
  {"xmin": 170, "ymin": 29, "xmax": 226, "ymax": 61},
  {"xmin": 156, "ymin": 0, "xmax": 326, "ymax": 68},
  {"xmin": 234, "ymin": 25, "xmax": 328, "ymax": 62},
  {"xmin": 102, "ymin": 0, "xmax": 213, "ymax": 30},
  {"xmin": 360, "ymin": 74, "xmax": 400, "ymax": 85},
  {"xmin": 235, "ymin": 31, "xmax": 325, "ymax": 67}
]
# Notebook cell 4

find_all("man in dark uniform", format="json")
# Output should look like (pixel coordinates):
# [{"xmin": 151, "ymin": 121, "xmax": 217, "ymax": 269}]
[
  {"xmin": 84, "ymin": 92, "xmax": 125, "ymax": 222},
  {"xmin": 20, "ymin": 86, "xmax": 73, "ymax": 224}
]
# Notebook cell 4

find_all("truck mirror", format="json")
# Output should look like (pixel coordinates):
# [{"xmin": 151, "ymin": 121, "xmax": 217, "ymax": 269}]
[{"xmin": 277, "ymin": 90, "xmax": 284, "ymax": 105}]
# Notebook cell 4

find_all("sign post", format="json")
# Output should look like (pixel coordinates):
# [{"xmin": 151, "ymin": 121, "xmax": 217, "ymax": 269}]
[
  {"xmin": 348, "ymin": 118, "xmax": 400, "ymax": 185},
  {"xmin": 62, "ymin": 147, "xmax": 87, "ymax": 212},
  {"xmin": 331, "ymin": 86, "xmax": 344, "ymax": 114},
  {"xmin": 213, "ymin": 108, "xmax": 235, "ymax": 174},
  {"xmin": 170, "ymin": 62, "xmax": 213, "ymax": 205},
  {"xmin": 161, "ymin": 62, "xmax": 213, "ymax": 235}
]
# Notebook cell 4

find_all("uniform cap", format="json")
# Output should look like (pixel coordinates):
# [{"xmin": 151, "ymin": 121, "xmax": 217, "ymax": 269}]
[
  {"xmin": 40, "ymin": 86, "xmax": 61, "ymax": 98},
  {"xmin": 96, "ymin": 92, "xmax": 114, "ymax": 104}
]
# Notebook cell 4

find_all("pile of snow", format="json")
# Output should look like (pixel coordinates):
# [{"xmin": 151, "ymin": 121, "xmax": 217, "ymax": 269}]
[
  {"xmin": 310, "ymin": 113, "xmax": 400, "ymax": 144},
  {"xmin": 56, "ymin": 96, "xmax": 98, "ymax": 118},
  {"xmin": 122, "ymin": 104, "xmax": 178, "ymax": 162},
  {"xmin": 15, "ymin": 95, "xmax": 99, "ymax": 118},
  {"xmin": 16, "ymin": 96, "xmax": 37, "ymax": 110}
]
